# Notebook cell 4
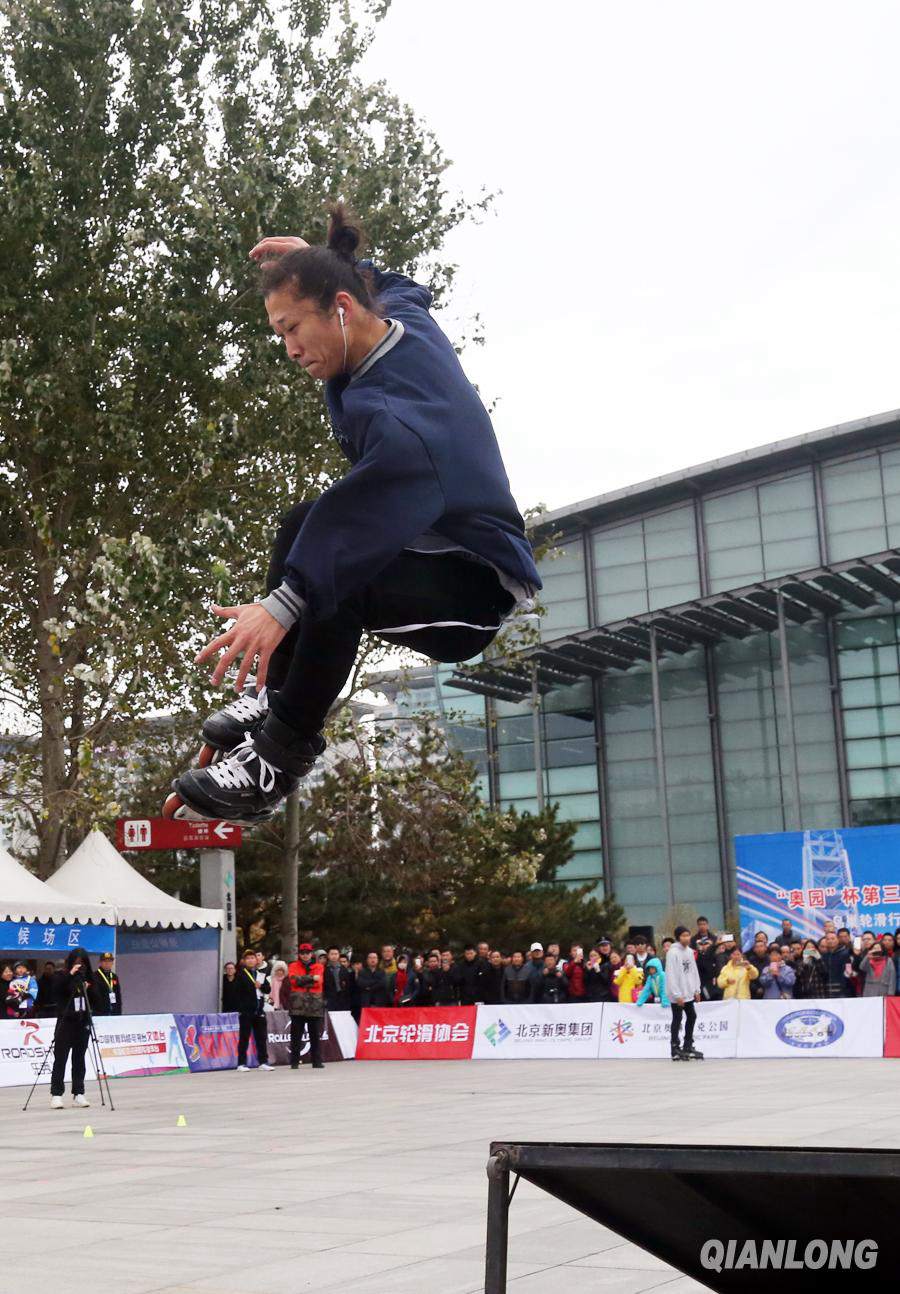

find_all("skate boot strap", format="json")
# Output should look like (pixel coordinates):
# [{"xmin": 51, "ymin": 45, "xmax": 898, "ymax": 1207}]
[{"xmin": 254, "ymin": 718, "xmax": 325, "ymax": 777}]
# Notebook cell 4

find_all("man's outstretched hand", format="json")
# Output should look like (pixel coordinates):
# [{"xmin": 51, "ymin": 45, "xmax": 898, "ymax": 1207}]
[
  {"xmin": 248, "ymin": 235, "xmax": 309, "ymax": 263},
  {"xmin": 195, "ymin": 603, "xmax": 288, "ymax": 692}
]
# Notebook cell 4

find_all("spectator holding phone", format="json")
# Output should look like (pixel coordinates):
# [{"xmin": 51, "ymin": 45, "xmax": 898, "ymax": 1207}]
[
  {"xmin": 759, "ymin": 948, "xmax": 795, "ymax": 1000},
  {"xmin": 795, "ymin": 940, "xmax": 828, "ymax": 998},
  {"xmin": 613, "ymin": 952, "xmax": 644, "ymax": 1004},
  {"xmin": 716, "ymin": 946, "xmax": 760, "ymax": 999},
  {"xmin": 860, "ymin": 941, "xmax": 896, "ymax": 997},
  {"xmin": 564, "ymin": 945, "xmax": 586, "ymax": 1000}
]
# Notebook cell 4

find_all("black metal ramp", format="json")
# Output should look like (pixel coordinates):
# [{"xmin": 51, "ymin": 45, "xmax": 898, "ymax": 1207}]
[{"xmin": 484, "ymin": 1141, "xmax": 898, "ymax": 1292}]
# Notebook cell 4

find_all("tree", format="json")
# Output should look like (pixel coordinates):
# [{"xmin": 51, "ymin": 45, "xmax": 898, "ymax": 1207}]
[
  {"xmin": 239, "ymin": 708, "xmax": 625, "ymax": 952},
  {"xmin": 0, "ymin": 0, "xmax": 485, "ymax": 873}
]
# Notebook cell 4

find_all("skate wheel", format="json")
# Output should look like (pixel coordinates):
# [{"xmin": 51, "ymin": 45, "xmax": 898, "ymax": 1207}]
[
  {"xmin": 162, "ymin": 792, "xmax": 184, "ymax": 819},
  {"xmin": 198, "ymin": 743, "xmax": 218, "ymax": 768}
]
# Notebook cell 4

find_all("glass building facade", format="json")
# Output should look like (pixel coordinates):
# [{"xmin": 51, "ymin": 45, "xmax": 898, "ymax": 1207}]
[{"xmin": 437, "ymin": 410, "xmax": 900, "ymax": 933}]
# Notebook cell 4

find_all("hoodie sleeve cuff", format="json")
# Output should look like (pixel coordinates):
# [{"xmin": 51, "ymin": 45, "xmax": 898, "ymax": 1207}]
[{"xmin": 260, "ymin": 581, "xmax": 306, "ymax": 630}]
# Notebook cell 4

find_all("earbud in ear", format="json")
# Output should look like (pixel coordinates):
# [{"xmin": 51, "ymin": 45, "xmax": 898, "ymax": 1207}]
[{"xmin": 338, "ymin": 306, "xmax": 345, "ymax": 323}]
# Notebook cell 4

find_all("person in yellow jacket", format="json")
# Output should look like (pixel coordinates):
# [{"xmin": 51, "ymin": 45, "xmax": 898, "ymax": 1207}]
[
  {"xmin": 613, "ymin": 954, "xmax": 644, "ymax": 1004},
  {"xmin": 716, "ymin": 946, "xmax": 759, "ymax": 999}
]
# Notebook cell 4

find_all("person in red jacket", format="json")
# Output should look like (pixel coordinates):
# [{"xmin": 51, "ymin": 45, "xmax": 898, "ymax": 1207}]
[
  {"xmin": 285, "ymin": 943, "xmax": 325, "ymax": 1069},
  {"xmin": 564, "ymin": 945, "xmax": 587, "ymax": 1000}
]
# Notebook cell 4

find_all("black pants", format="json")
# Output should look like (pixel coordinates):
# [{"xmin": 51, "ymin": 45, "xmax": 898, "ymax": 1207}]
[
  {"xmin": 237, "ymin": 1012, "xmax": 268, "ymax": 1066},
  {"xmin": 51, "ymin": 1016, "xmax": 90, "ymax": 1096},
  {"xmin": 266, "ymin": 502, "xmax": 513, "ymax": 737},
  {"xmin": 670, "ymin": 1001, "xmax": 696, "ymax": 1054},
  {"xmin": 289, "ymin": 1014, "xmax": 322, "ymax": 1066}
]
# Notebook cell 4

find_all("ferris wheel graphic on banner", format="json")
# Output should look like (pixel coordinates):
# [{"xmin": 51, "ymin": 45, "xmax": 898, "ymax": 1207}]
[{"xmin": 800, "ymin": 829, "xmax": 860, "ymax": 933}]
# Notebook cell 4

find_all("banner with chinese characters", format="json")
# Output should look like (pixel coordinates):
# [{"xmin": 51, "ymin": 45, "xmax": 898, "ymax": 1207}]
[
  {"xmin": 736, "ymin": 825, "xmax": 900, "ymax": 945},
  {"xmin": 355, "ymin": 1007, "xmax": 476, "ymax": 1060},
  {"xmin": 93, "ymin": 1014, "xmax": 188, "ymax": 1077},
  {"xmin": 472, "ymin": 1004, "xmax": 603, "ymax": 1059},
  {"xmin": 736, "ymin": 997, "xmax": 884, "ymax": 1058},
  {"xmin": 0, "ymin": 919, "xmax": 113, "ymax": 955},
  {"xmin": 597, "ymin": 1000, "xmax": 739, "ymax": 1059},
  {"xmin": 261, "ymin": 1009, "xmax": 352, "ymax": 1065}
]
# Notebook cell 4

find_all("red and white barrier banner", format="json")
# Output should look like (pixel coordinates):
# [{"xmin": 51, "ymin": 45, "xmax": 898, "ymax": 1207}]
[
  {"xmin": 883, "ymin": 999, "xmax": 900, "ymax": 1057},
  {"xmin": 736, "ymin": 997, "xmax": 883, "ymax": 1058},
  {"xmin": 472, "ymin": 1003, "xmax": 602, "ymax": 1059},
  {"xmin": 598, "ymin": 1000, "xmax": 739, "ymax": 1059},
  {"xmin": 355, "ymin": 1007, "xmax": 476, "ymax": 1060}
]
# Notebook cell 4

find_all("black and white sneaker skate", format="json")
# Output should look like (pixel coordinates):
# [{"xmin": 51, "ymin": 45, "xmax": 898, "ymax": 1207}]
[
  {"xmin": 197, "ymin": 683, "xmax": 270, "ymax": 767},
  {"xmin": 165, "ymin": 715, "xmax": 325, "ymax": 823},
  {"xmin": 683, "ymin": 1046, "xmax": 705, "ymax": 1060},
  {"xmin": 671, "ymin": 1049, "xmax": 689, "ymax": 1061}
]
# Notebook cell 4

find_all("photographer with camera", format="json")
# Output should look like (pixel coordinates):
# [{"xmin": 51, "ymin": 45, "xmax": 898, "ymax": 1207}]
[{"xmin": 49, "ymin": 949, "xmax": 95, "ymax": 1109}]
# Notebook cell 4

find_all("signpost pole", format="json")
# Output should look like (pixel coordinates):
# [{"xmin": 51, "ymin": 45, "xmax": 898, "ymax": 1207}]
[{"xmin": 200, "ymin": 849, "xmax": 237, "ymax": 972}]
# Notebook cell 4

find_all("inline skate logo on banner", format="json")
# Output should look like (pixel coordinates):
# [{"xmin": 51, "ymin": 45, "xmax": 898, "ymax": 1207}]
[{"xmin": 775, "ymin": 1009, "xmax": 845, "ymax": 1049}]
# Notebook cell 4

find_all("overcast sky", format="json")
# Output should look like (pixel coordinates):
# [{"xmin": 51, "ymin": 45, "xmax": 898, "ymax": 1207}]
[{"xmin": 361, "ymin": 1, "xmax": 900, "ymax": 515}]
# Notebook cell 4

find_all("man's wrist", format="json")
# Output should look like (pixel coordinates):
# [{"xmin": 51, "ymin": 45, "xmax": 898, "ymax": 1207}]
[{"xmin": 260, "ymin": 581, "xmax": 306, "ymax": 629}]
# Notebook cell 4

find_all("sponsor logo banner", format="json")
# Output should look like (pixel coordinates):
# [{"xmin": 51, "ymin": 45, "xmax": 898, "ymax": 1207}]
[
  {"xmin": 473, "ymin": 1004, "xmax": 603, "ymax": 1059},
  {"xmin": 356, "ymin": 1007, "xmax": 476, "ymax": 1060},
  {"xmin": 262, "ymin": 1010, "xmax": 349, "ymax": 1065},
  {"xmin": 0, "ymin": 1017, "xmax": 56, "ymax": 1086},
  {"xmin": 736, "ymin": 997, "xmax": 883, "ymax": 1058},
  {"xmin": 93, "ymin": 1014, "xmax": 188, "ymax": 1077},
  {"xmin": 174, "ymin": 1012, "xmax": 240, "ymax": 1072},
  {"xmin": 598, "ymin": 1001, "xmax": 739, "ymax": 1058}
]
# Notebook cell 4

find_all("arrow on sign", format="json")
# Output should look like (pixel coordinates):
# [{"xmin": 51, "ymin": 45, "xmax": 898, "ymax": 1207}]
[{"xmin": 213, "ymin": 822, "xmax": 237, "ymax": 841}]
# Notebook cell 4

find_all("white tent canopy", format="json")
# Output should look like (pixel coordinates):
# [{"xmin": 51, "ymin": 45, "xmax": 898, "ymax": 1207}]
[
  {"xmin": 51, "ymin": 831, "xmax": 222, "ymax": 930},
  {"xmin": 0, "ymin": 846, "xmax": 113, "ymax": 926}
]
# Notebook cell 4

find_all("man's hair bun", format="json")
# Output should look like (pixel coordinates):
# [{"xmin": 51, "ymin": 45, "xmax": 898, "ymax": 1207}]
[{"xmin": 327, "ymin": 202, "xmax": 364, "ymax": 261}]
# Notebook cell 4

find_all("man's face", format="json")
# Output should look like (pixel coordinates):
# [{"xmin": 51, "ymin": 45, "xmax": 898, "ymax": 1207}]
[
  {"xmin": 366, "ymin": 953, "xmax": 379, "ymax": 970},
  {"xmin": 266, "ymin": 286, "xmax": 346, "ymax": 380},
  {"xmin": 464, "ymin": 948, "xmax": 476, "ymax": 962},
  {"xmin": 255, "ymin": 952, "xmax": 265, "ymax": 967},
  {"xmin": 477, "ymin": 942, "xmax": 489, "ymax": 959},
  {"xmin": 825, "ymin": 933, "xmax": 838, "ymax": 951},
  {"xmin": 381, "ymin": 946, "xmax": 394, "ymax": 963},
  {"xmin": 511, "ymin": 952, "xmax": 524, "ymax": 967},
  {"xmin": 339, "ymin": 955, "xmax": 349, "ymax": 967},
  {"xmin": 599, "ymin": 943, "xmax": 611, "ymax": 957},
  {"xmin": 863, "ymin": 932, "xmax": 875, "ymax": 949},
  {"xmin": 838, "ymin": 930, "xmax": 851, "ymax": 946},
  {"xmin": 242, "ymin": 954, "xmax": 256, "ymax": 969},
  {"xmin": 44, "ymin": 962, "xmax": 55, "ymax": 973},
  {"xmin": 635, "ymin": 940, "xmax": 647, "ymax": 953},
  {"xmin": 678, "ymin": 932, "xmax": 691, "ymax": 947},
  {"xmin": 824, "ymin": 920, "xmax": 836, "ymax": 934},
  {"xmin": 100, "ymin": 958, "xmax": 114, "ymax": 973},
  {"xmin": 489, "ymin": 950, "xmax": 502, "ymax": 967},
  {"xmin": 441, "ymin": 953, "xmax": 452, "ymax": 969},
  {"xmin": 544, "ymin": 955, "xmax": 557, "ymax": 971},
  {"xmin": 547, "ymin": 943, "xmax": 560, "ymax": 959},
  {"xmin": 791, "ymin": 941, "xmax": 802, "ymax": 958},
  {"xmin": 698, "ymin": 919, "xmax": 709, "ymax": 933},
  {"xmin": 327, "ymin": 949, "xmax": 340, "ymax": 965},
  {"xmin": 530, "ymin": 949, "xmax": 543, "ymax": 962},
  {"xmin": 427, "ymin": 955, "xmax": 440, "ymax": 970},
  {"xmin": 224, "ymin": 962, "xmax": 236, "ymax": 977},
  {"xmin": 625, "ymin": 943, "xmax": 636, "ymax": 956}
]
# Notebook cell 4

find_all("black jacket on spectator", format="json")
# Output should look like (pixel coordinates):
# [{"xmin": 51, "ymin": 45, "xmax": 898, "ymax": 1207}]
[
  {"xmin": 356, "ymin": 966, "xmax": 391, "ymax": 1008},
  {"xmin": 455, "ymin": 956, "xmax": 490, "ymax": 1006},
  {"xmin": 502, "ymin": 964, "xmax": 533, "ymax": 1004},
  {"xmin": 696, "ymin": 948, "xmax": 721, "ymax": 1000},
  {"xmin": 36, "ymin": 971, "xmax": 57, "ymax": 1017},
  {"xmin": 323, "ymin": 963, "xmax": 354, "ymax": 1012},
  {"xmin": 795, "ymin": 957, "xmax": 828, "ymax": 998},
  {"xmin": 746, "ymin": 951, "xmax": 769, "ymax": 998},
  {"xmin": 534, "ymin": 969, "xmax": 568, "ymax": 1004},
  {"xmin": 821, "ymin": 947, "xmax": 853, "ymax": 997},
  {"xmin": 583, "ymin": 962, "xmax": 609, "ymax": 1003},
  {"xmin": 233, "ymin": 966, "xmax": 268, "ymax": 1015},
  {"xmin": 90, "ymin": 967, "xmax": 123, "ymax": 1016},
  {"xmin": 222, "ymin": 975, "xmax": 240, "ymax": 1012},
  {"xmin": 431, "ymin": 968, "xmax": 459, "ymax": 1006},
  {"xmin": 51, "ymin": 969, "xmax": 94, "ymax": 1020},
  {"xmin": 482, "ymin": 964, "xmax": 505, "ymax": 1005}
]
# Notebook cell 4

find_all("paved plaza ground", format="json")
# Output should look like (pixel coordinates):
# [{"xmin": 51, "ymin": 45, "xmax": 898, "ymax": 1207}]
[{"xmin": 3, "ymin": 1056, "xmax": 897, "ymax": 1294}]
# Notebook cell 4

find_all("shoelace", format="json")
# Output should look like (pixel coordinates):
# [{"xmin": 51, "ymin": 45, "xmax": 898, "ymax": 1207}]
[
  {"xmin": 222, "ymin": 686, "xmax": 268, "ymax": 723},
  {"xmin": 206, "ymin": 738, "xmax": 277, "ymax": 793}
]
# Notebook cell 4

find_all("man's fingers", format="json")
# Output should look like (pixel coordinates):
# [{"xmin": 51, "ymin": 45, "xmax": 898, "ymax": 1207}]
[
  {"xmin": 234, "ymin": 650, "xmax": 257, "ymax": 696},
  {"xmin": 195, "ymin": 631, "xmax": 235, "ymax": 664},
  {"xmin": 210, "ymin": 644, "xmax": 243, "ymax": 687},
  {"xmin": 211, "ymin": 604, "xmax": 241, "ymax": 619}
]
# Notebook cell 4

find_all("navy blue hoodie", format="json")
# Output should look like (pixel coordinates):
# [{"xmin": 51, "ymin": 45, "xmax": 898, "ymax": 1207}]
[{"xmin": 262, "ymin": 264, "xmax": 541, "ymax": 623}]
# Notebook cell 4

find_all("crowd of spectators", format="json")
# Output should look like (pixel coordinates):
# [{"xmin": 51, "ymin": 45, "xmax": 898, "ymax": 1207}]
[
  {"xmin": 222, "ymin": 916, "xmax": 900, "ymax": 1021},
  {"xmin": 2, "ymin": 954, "xmax": 123, "ymax": 1019}
]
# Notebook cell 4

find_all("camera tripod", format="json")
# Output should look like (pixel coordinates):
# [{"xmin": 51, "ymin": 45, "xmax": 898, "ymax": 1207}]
[{"xmin": 23, "ymin": 974, "xmax": 115, "ymax": 1112}]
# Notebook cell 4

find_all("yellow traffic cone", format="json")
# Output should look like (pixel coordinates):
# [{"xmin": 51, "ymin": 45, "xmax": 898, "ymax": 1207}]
[
  {"xmin": 83, "ymin": 1125, "xmax": 93, "ymax": 1139},
  {"xmin": 176, "ymin": 1114, "xmax": 187, "ymax": 1127}
]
